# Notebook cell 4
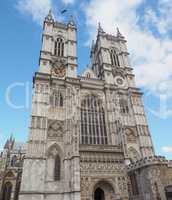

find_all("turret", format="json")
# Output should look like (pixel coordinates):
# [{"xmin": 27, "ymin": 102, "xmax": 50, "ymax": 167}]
[{"xmin": 39, "ymin": 11, "xmax": 77, "ymax": 78}]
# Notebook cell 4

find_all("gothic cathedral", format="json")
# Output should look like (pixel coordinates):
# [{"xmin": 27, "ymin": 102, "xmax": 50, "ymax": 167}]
[{"xmin": 1, "ymin": 10, "xmax": 172, "ymax": 200}]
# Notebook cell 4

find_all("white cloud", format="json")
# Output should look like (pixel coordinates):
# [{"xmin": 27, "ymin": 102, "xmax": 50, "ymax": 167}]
[
  {"xmin": 158, "ymin": 0, "xmax": 172, "ymax": 34},
  {"xmin": 83, "ymin": 0, "xmax": 172, "ymax": 101},
  {"xmin": 62, "ymin": 0, "xmax": 75, "ymax": 5},
  {"xmin": 16, "ymin": 0, "xmax": 52, "ymax": 24},
  {"xmin": 162, "ymin": 146, "xmax": 172, "ymax": 153},
  {"xmin": 144, "ymin": 1, "xmax": 172, "ymax": 35}
]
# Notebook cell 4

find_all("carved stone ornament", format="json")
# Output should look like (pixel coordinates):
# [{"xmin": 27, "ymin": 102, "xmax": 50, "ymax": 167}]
[
  {"xmin": 114, "ymin": 75, "xmax": 126, "ymax": 87},
  {"xmin": 51, "ymin": 58, "xmax": 66, "ymax": 78},
  {"xmin": 125, "ymin": 128, "xmax": 137, "ymax": 143},
  {"xmin": 47, "ymin": 120, "xmax": 64, "ymax": 138},
  {"xmin": 80, "ymin": 162, "xmax": 125, "ymax": 174},
  {"xmin": 148, "ymin": 168, "xmax": 160, "ymax": 180},
  {"xmin": 112, "ymin": 67, "xmax": 126, "ymax": 77}
]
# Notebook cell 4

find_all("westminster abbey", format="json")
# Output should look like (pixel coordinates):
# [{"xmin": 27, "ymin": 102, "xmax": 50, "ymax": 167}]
[{"xmin": 1, "ymin": 10, "xmax": 172, "ymax": 200}]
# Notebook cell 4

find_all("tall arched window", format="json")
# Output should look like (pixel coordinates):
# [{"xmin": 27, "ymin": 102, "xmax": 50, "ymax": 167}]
[
  {"xmin": 110, "ymin": 49, "xmax": 120, "ymax": 67},
  {"xmin": 81, "ymin": 95, "xmax": 108, "ymax": 145},
  {"xmin": 54, "ymin": 38, "xmax": 64, "ymax": 57},
  {"xmin": 59, "ymin": 93, "xmax": 63, "ymax": 107},
  {"xmin": 47, "ymin": 145, "xmax": 62, "ymax": 182},
  {"xmin": 55, "ymin": 93, "xmax": 59, "ymax": 107},
  {"xmin": 50, "ymin": 91, "xmax": 63, "ymax": 107},
  {"xmin": 54, "ymin": 155, "xmax": 61, "ymax": 181},
  {"xmin": 2, "ymin": 182, "xmax": 12, "ymax": 200}
]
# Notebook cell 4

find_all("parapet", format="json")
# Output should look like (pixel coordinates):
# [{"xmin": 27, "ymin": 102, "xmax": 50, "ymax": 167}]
[{"xmin": 127, "ymin": 156, "xmax": 170, "ymax": 172}]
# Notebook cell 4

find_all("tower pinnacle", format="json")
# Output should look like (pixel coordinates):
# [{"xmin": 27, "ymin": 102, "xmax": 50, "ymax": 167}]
[
  {"xmin": 116, "ymin": 27, "xmax": 124, "ymax": 39},
  {"xmin": 98, "ymin": 22, "xmax": 104, "ymax": 34},
  {"xmin": 68, "ymin": 15, "xmax": 76, "ymax": 27},
  {"xmin": 45, "ymin": 9, "xmax": 54, "ymax": 22}
]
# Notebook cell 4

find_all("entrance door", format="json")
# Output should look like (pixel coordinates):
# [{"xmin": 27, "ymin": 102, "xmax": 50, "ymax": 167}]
[{"xmin": 94, "ymin": 188, "xmax": 105, "ymax": 200}]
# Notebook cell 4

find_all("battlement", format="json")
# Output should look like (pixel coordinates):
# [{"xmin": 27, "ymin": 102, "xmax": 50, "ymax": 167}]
[{"xmin": 127, "ymin": 156, "xmax": 172, "ymax": 171}]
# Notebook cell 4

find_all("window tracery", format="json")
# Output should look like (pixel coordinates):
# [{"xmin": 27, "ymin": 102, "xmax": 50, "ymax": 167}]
[
  {"xmin": 54, "ymin": 38, "xmax": 64, "ymax": 57},
  {"xmin": 31, "ymin": 116, "xmax": 46, "ymax": 129},
  {"xmin": 50, "ymin": 91, "xmax": 64, "ymax": 107},
  {"xmin": 119, "ymin": 99, "xmax": 129, "ymax": 114},
  {"xmin": 110, "ymin": 49, "xmax": 120, "ymax": 67},
  {"xmin": 81, "ymin": 95, "xmax": 108, "ymax": 145}
]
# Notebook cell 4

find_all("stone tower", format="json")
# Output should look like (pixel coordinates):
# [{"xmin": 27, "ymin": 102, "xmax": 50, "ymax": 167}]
[
  {"xmin": 19, "ymin": 11, "xmax": 80, "ymax": 200},
  {"xmin": 90, "ymin": 24, "xmax": 154, "ymax": 162},
  {"xmin": 19, "ymin": 12, "xmax": 155, "ymax": 200}
]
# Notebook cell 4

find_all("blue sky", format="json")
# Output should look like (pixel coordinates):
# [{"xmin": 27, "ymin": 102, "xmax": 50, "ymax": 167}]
[{"xmin": 0, "ymin": 0, "xmax": 172, "ymax": 159}]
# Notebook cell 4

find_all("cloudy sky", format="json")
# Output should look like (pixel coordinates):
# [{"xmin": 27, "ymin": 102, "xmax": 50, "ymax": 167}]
[{"xmin": 0, "ymin": 0, "xmax": 172, "ymax": 158}]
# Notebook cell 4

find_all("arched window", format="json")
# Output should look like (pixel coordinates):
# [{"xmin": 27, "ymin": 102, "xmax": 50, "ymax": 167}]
[
  {"xmin": 54, "ymin": 38, "xmax": 64, "ymax": 57},
  {"xmin": 81, "ymin": 95, "xmax": 108, "ymax": 145},
  {"xmin": 11, "ymin": 155, "xmax": 17, "ymax": 167},
  {"xmin": 50, "ymin": 91, "xmax": 63, "ymax": 107},
  {"xmin": 119, "ymin": 99, "xmax": 129, "ymax": 114},
  {"xmin": 54, "ymin": 155, "xmax": 61, "ymax": 181},
  {"xmin": 2, "ymin": 182, "xmax": 12, "ymax": 200},
  {"xmin": 55, "ymin": 93, "xmax": 59, "ymax": 107},
  {"xmin": 47, "ymin": 145, "xmax": 62, "ymax": 182},
  {"xmin": 110, "ymin": 49, "xmax": 120, "ymax": 67},
  {"xmin": 59, "ymin": 93, "xmax": 63, "ymax": 107}
]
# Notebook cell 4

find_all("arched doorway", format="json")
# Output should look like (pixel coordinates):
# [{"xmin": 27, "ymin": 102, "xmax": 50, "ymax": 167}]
[
  {"xmin": 94, "ymin": 188, "xmax": 105, "ymax": 200},
  {"xmin": 93, "ymin": 181, "xmax": 116, "ymax": 200}
]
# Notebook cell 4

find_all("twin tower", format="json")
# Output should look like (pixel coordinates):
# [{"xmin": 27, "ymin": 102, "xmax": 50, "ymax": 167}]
[{"xmin": 19, "ymin": 11, "xmax": 155, "ymax": 200}]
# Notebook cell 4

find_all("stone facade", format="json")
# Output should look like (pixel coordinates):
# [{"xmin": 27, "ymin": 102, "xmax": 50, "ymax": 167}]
[
  {"xmin": 0, "ymin": 137, "xmax": 26, "ymax": 200},
  {"xmin": 1, "ymin": 10, "xmax": 172, "ymax": 200},
  {"xmin": 127, "ymin": 156, "xmax": 172, "ymax": 200}
]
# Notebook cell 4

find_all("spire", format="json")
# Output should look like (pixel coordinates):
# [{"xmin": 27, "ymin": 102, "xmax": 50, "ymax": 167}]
[
  {"xmin": 116, "ymin": 27, "xmax": 124, "ymax": 39},
  {"xmin": 4, "ymin": 139, "xmax": 9, "ymax": 149},
  {"xmin": 98, "ymin": 22, "xmax": 105, "ymax": 34},
  {"xmin": 90, "ymin": 40, "xmax": 95, "ymax": 57},
  {"xmin": 7, "ymin": 133, "xmax": 15, "ymax": 150},
  {"xmin": 45, "ymin": 9, "xmax": 54, "ymax": 23},
  {"xmin": 91, "ymin": 40, "xmax": 95, "ymax": 50},
  {"xmin": 10, "ymin": 133, "xmax": 13, "ymax": 141},
  {"xmin": 68, "ymin": 15, "xmax": 76, "ymax": 27}
]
